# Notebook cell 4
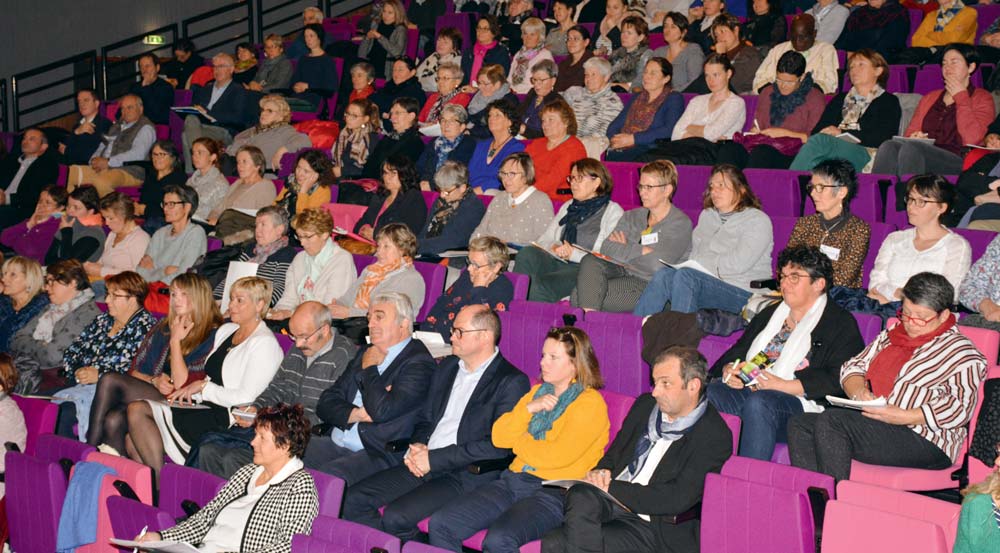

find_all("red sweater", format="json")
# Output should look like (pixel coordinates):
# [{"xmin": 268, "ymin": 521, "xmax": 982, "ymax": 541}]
[
  {"xmin": 904, "ymin": 88, "xmax": 995, "ymax": 147},
  {"xmin": 525, "ymin": 136, "xmax": 588, "ymax": 200},
  {"xmin": 418, "ymin": 92, "xmax": 473, "ymax": 123}
]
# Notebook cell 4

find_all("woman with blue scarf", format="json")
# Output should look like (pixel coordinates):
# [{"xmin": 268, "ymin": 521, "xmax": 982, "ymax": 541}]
[
  {"xmin": 416, "ymin": 104, "xmax": 477, "ymax": 190},
  {"xmin": 429, "ymin": 326, "xmax": 610, "ymax": 553},
  {"xmin": 511, "ymin": 158, "xmax": 624, "ymax": 303}
]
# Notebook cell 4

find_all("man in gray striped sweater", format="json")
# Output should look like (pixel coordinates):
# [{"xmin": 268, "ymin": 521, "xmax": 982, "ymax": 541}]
[{"xmin": 192, "ymin": 301, "xmax": 358, "ymax": 477}]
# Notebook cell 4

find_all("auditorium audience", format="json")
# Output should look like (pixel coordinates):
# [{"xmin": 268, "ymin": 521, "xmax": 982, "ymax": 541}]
[
  {"xmin": 572, "ymin": 160, "xmax": 693, "ymax": 313},
  {"xmin": 59, "ymin": 90, "xmax": 112, "ymax": 166},
  {"xmin": 371, "ymin": 57, "xmax": 427, "ymax": 118},
  {"xmin": 46, "ymin": 185, "xmax": 106, "ymax": 265},
  {"xmin": 609, "ymin": 15, "xmax": 653, "ymax": 92},
  {"xmin": 212, "ymin": 207, "xmax": 297, "ymax": 307},
  {"xmin": 333, "ymin": 99, "xmax": 383, "ymax": 180},
  {"xmin": 525, "ymin": 99, "xmax": 588, "ymax": 200},
  {"xmin": 513, "ymin": 158, "xmax": 624, "ymax": 302},
  {"xmin": 743, "ymin": 0, "xmax": 787, "ymax": 49},
  {"xmin": 790, "ymin": 49, "xmax": 901, "ymax": 172},
  {"xmin": 57, "ymin": 271, "xmax": 156, "ymax": 440},
  {"xmin": 1, "ymin": 185, "xmax": 67, "ymax": 264},
  {"xmin": 753, "ymin": 14, "xmax": 839, "ymax": 95},
  {"xmin": 129, "ymin": 53, "xmax": 174, "ymax": 126},
  {"xmin": 467, "ymin": 64, "xmax": 518, "ymax": 138},
  {"xmin": 347, "ymin": 63, "xmax": 378, "ymax": 108},
  {"xmin": 651, "ymin": 13, "xmax": 704, "ymax": 92},
  {"xmin": 508, "ymin": 18, "xmax": 556, "ymax": 95},
  {"xmin": 267, "ymin": 209, "xmax": 357, "ymax": 321},
  {"xmin": 417, "ymin": 162, "xmax": 486, "ymax": 256},
  {"xmin": 633, "ymin": 164, "xmax": 773, "ymax": 317},
  {"xmin": 133, "ymin": 403, "xmax": 318, "ymax": 552},
  {"xmin": 182, "ymin": 54, "xmax": 251, "ymax": 172},
  {"xmin": 545, "ymin": 0, "xmax": 577, "ymax": 57},
  {"xmin": 332, "ymin": 224, "xmax": 426, "ymax": 319},
  {"xmin": 232, "ymin": 43, "xmax": 258, "ymax": 86},
  {"xmin": 247, "ymin": 34, "xmax": 294, "ymax": 93},
  {"xmin": 417, "ymin": 106, "xmax": 476, "ymax": 188},
  {"xmin": 87, "ymin": 273, "xmax": 221, "ymax": 454},
  {"xmin": 408, "ymin": 0, "xmax": 447, "ymax": 54},
  {"xmin": 543, "ymin": 346, "xmax": 732, "ymax": 553},
  {"xmin": 717, "ymin": 50, "xmax": 826, "ymax": 169},
  {"xmin": 9, "ymin": 260, "xmax": 99, "ymax": 381},
  {"xmin": 137, "ymin": 184, "xmax": 207, "ymax": 285},
  {"xmin": 872, "ymin": 44, "xmax": 993, "ymax": 177},
  {"xmin": 836, "ymin": 0, "xmax": 910, "ymax": 61},
  {"xmin": 359, "ymin": 0, "xmax": 411, "ymax": 79},
  {"xmin": 0, "ymin": 128, "xmax": 58, "ymax": 232},
  {"xmin": 207, "ymin": 146, "xmax": 277, "ymax": 226},
  {"xmin": 472, "ymin": 152, "xmax": 554, "ymax": 244},
  {"xmin": 226, "ymin": 95, "xmax": 312, "ymax": 173},
  {"xmin": 127, "ymin": 276, "xmax": 282, "ymax": 479},
  {"xmin": 561, "ymin": 57, "xmax": 625, "ymax": 158},
  {"xmin": 136, "ymin": 140, "xmax": 186, "ymax": 233},
  {"xmin": 606, "ymin": 58, "xmax": 684, "ymax": 162},
  {"xmin": 291, "ymin": 25, "xmax": 341, "ymax": 110},
  {"xmin": 419, "ymin": 63, "xmax": 473, "ymax": 125},
  {"xmin": 554, "ymin": 25, "xmax": 595, "ymax": 92},
  {"xmin": 67, "ymin": 94, "xmax": 155, "ymax": 196},
  {"xmin": 84, "ymin": 193, "xmax": 149, "ymax": 280},
  {"xmin": 515, "ymin": 60, "xmax": 562, "ymax": 139},
  {"xmin": 789, "ymin": 272, "xmax": 987, "ymax": 482},
  {"xmin": 361, "ymin": 97, "xmax": 425, "ymax": 181},
  {"xmin": 185, "ymin": 137, "xmax": 229, "ymax": 221},
  {"xmin": 356, "ymin": 156, "xmax": 428, "ymax": 240},
  {"xmin": 469, "ymin": 100, "xmax": 527, "ymax": 193},
  {"xmin": 307, "ymin": 291, "xmax": 435, "ymax": 484},
  {"xmin": 428, "ymin": 326, "xmax": 610, "ymax": 553},
  {"xmin": 285, "ymin": 7, "xmax": 328, "ymax": 61},
  {"xmin": 418, "ymin": 28, "xmax": 464, "ymax": 93},
  {"xmin": 788, "ymin": 160, "xmax": 872, "ymax": 289},
  {"xmin": 274, "ymin": 150, "xmax": 336, "ymax": 217},
  {"xmin": 710, "ymin": 245, "xmax": 865, "ymax": 460},
  {"xmin": 343, "ymin": 305, "xmax": 529, "ymax": 538},
  {"xmin": 462, "ymin": 15, "xmax": 513, "ymax": 85}
]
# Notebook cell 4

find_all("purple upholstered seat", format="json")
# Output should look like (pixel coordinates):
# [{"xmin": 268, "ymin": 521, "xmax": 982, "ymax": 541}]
[
  {"xmin": 802, "ymin": 173, "xmax": 889, "ymax": 224},
  {"xmin": 721, "ymin": 456, "xmax": 835, "ymax": 501},
  {"xmin": 599, "ymin": 389, "xmax": 636, "ymax": 452},
  {"xmin": 33, "ymin": 433, "xmax": 96, "ymax": 467},
  {"xmin": 606, "ymin": 161, "xmax": 642, "ymax": 207},
  {"xmin": 435, "ymin": 13, "xmax": 474, "ymax": 50},
  {"xmin": 11, "ymin": 395, "xmax": 59, "ymax": 456},
  {"xmin": 720, "ymin": 412, "xmax": 742, "ymax": 454},
  {"xmin": 307, "ymin": 468, "xmax": 346, "ymax": 519},
  {"xmin": 159, "ymin": 463, "xmax": 226, "ymax": 520},
  {"xmin": 578, "ymin": 312, "xmax": 646, "ymax": 395},
  {"xmin": 771, "ymin": 216, "xmax": 799, "ymax": 271},
  {"xmin": 861, "ymin": 222, "xmax": 894, "ymax": 288},
  {"xmin": 5, "ymin": 451, "xmax": 67, "ymax": 553},
  {"xmin": 352, "ymin": 253, "xmax": 377, "ymax": 274},
  {"xmin": 505, "ymin": 272, "xmax": 529, "ymax": 302},
  {"xmin": 673, "ymin": 165, "xmax": 713, "ymax": 211},
  {"xmin": 743, "ymin": 169, "xmax": 804, "ymax": 218},
  {"xmin": 414, "ymin": 260, "xmax": 447, "ymax": 322},
  {"xmin": 295, "ymin": 515, "xmax": 401, "ymax": 553},
  {"xmin": 953, "ymin": 228, "xmax": 997, "ymax": 264},
  {"xmin": 107, "ymin": 496, "xmax": 174, "ymax": 540},
  {"xmin": 498, "ymin": 310, "xmax": 564, "ymax": 379}
]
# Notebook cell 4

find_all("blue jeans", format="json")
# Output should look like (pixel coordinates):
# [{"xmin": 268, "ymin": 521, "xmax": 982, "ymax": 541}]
[
  {"xmin": 632, "ymin": 267, "xmax": 753, "ymax": 317},
  {"xmin": 707, "ymin": 381, "xmax": 804, "ymax": 461},
  {"xmin": 428, "ymin": 470, "xmax": 565, "ymax": 553}
]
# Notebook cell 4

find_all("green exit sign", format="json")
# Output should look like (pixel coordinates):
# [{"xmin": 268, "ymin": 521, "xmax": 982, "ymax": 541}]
[{"xmin": 143, "ymin": 35, "xmax": 165, "ymax": 45}]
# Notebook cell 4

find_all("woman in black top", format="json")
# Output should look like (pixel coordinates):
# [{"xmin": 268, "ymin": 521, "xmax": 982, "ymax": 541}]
[
  {"xmin": 355, "ymin": 155, "xmax": 428, "ymax": 239},
  {"xmin": 743, "ymin": 0, "xmax": 787, "ymax": 49},
  {"xmin": 360, "ymin": 97, "xmax": 425, "ymax": 180},
  {"xmin": 138, "ymin": 140, "xmax": 188, "ymax": 234}
]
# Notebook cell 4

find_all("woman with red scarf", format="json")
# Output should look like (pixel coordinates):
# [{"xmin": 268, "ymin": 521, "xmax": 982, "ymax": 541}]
[{"xmin": 787, "ymin": 272, "xmax": 988, "ymax": 481}]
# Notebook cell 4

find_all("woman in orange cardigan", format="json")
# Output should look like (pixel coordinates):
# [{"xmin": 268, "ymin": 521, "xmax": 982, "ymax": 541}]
[
  {"xmin": 428, "ymin": 326, "xmax": 610, "ymax": 553},
  {"xmin": 873, "ymin": 44, "xmax": 993, "ymax": 177},
  {"xmin": 524, "ymin": 98, "xmax": 588, "ymax": 201}
]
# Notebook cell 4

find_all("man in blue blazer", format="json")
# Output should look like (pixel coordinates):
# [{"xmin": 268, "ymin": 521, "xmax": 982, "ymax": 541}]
[
  {"xmin": 342, "ymin": 304, "xmax": 531, "ymax": 540},
  {"xmin": 307, "ymin": 291, "xmax": 436, "ymax": 486},
  {"xmin": 181, "ymin": 52, "xmax": 252, "ymax": 171}
]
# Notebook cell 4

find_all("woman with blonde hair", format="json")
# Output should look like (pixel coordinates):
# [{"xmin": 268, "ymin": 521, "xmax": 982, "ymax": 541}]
[
  {"xmin": 128, "ymin": 276, "xmax": 283, "ymax": 480},
  {"xmin": 508, "ymin": 18, "xmax": 555, "ymax": 95},
  {"xmin": 87, "ymin": 273, "xmax": 223, "ymax": 455},
  {"xmin": 0, "ymin": 255, "xmax": 48, "ymax": 352},
  {"xmin": 955, "ymin": 443, "xmax": 1000, "ymax": 551},
  {"xmin": 358, "ymin": 0, "xmax": 411, "ymax": 78},
  {"xmin": 226, "ymin": 94, "xmax": 312, "ymax": 172},
  {"xmin": 429, "ymin": 326, "xmax": 609, "ymax": 553}
]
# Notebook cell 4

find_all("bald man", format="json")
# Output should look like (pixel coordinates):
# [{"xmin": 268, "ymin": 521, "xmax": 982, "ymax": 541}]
[
  {"xmin": 192, "ymin": 301, "xmax": 357, "ymax": 478},
  {"xmin": 752, "ymin": 14, "xmax": 839, "ymax": 94}
]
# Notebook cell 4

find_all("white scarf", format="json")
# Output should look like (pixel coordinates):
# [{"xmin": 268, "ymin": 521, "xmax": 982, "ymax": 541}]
[{"xmin": 745, "ymin": 294, "xmax": 827, "ymax": 410}]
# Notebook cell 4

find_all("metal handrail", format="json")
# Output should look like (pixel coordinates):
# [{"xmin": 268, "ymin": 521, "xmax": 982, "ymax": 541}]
[
  {"xmin": 257, "ymin": 0, "xmax": 321, "ymax": 40},
  {"xmin": 11, "ymin": 50, "xmax": 97, "ymax": 131},
  {"xmin": 182, "ymin": 1, "xmax": 254, "ymax": 55},
  {"xmin": 100, "ymin": 24, "xmax": 179, "ymax": 99},
  {"xmin": 0, "ymin": 79, "xmax": 8, "ymax": 133}
]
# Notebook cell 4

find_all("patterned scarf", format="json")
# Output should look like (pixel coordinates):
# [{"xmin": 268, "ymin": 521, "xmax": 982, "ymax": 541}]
[
  {"xmin": 251, "ymin": 236, "xmax": 289, "ymax": 264},
  {"xmin": 621, "ymin": 89, "xmax": 670, "ymax": 135},
  {"xmin": 433, "ymin": 135, "xmax": 463, "ymax": 172},
  {"xmin": 609, "ymin": 46, "xmax": 648, "ymax": 86},
  {"xmin": 510, "ymin": 45, "xmax": 545, "ymax": 88},
  {"xmin": 621, "ymin": 398, "xmax": 708, "ymax": 481},
  {"xmin": 867, "ymin": 315, "xmax": 955, "ymax": 397},
  {"xmin": 559, "ymin": 194, "xmax": 611, "ymax": 244},
  {"xmin": 468, "ymin": 82, "xmax": 511, "ymax": 116},
  {"xmin": 235, "ymin": 58, "xmax": 258, "ymax": 73},
  {"xmin": 427, "ymin": 188, "xmax": 472, "ymax": 238},
  {"xmin": 354, "ymin": 258, "xmax": 406, "ymax": 310},
  {"xmin": 527, "ymin": 381, "xmax": 584, "ymax": 439},
  {"xmin": 839, "ymin": 84, "xmax": 885, "ymax": 131},
  {"xmin": 770, "ymin": 73, "xmax": 815, "ymax": 127},
  {"xmin": 333, "ymin": 126, "xmax": 374, "ymax": 168},
  {"xmin": 245, "ymin": 121, "xmax": 292, "ymax": 138},
  {"xmin": 426, "ymin": 89, "xmax": 461, "ymax": 125},
  {"xmin": 32, "ymin": 289, "xmax": 94, "ymax": 343},
  {"xmin": 934, "ymin": 3, "xmax": 964, "ymax": 32},
  {"xmin": 298, "ymin": 238, "xmax": 337, "ymax": 302}
]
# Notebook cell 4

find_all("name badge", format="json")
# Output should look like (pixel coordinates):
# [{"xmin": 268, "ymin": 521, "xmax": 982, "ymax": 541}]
[
  {"xmin": 820, "ymin": 244, "xmax": 841, "ymax": 261},
  {"xmin": 641, "ymin": 233, "xmax": 659, "ymax": 246}
]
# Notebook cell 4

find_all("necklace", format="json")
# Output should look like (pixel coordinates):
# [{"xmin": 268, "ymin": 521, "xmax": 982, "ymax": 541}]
[{"xmin": 488, "ymin": 135, "xmax": 511, "ymax": 159}]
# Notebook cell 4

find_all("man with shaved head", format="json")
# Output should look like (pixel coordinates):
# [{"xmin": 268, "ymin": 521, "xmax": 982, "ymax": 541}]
[
  {"xmin": 192, "ymin": 301, "xmax": 357, "ymax": 477},
  {"xmin": 0, "ymin": 127, "xmax": 59, "ymax": 230},
  {"xmin": 752, "ymin": 13, "xmax": 839, "ymax": 94}
]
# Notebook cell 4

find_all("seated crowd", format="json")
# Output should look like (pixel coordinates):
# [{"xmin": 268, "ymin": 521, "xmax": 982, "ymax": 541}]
[{"xmin": 4, "ymin": 1, "xmax": 1000, "ymax": 551}]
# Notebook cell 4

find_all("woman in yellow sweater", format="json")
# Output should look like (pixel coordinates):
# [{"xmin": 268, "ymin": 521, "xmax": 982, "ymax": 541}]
[
  {"xmin": 899, "ymin": 0, "xmax": 976, "ymax": 64},
  {"xmin": 428, "ymin": 326, "xmax": 610, "ymax": 553},
  {"xmin": 274, "ymin": 149, "xmax": 335, "ymax": 217}
]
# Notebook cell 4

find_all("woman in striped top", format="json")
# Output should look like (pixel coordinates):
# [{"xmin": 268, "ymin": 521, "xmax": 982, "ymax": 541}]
[
  {"xmin": 787, "ymin": 272, "xmax": 988, "ymax": 481},
  {"xmin": 212, "ymin": 207, "xmax": 297, "ymax": 308}
]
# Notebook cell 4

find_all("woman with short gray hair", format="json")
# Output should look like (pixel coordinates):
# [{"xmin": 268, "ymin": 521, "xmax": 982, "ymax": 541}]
[
  {"xmin": 416, "ymin": 104, "xmax": 477, "ymax": 189},
  {"xmin": 417, "ymin": 161, "xmax": 486, "ymax": 255},
  {"xmin": 508, "ymin": 17, "xmax": 555, "ymax": 94},
  {"xmin": 419, "ymin": 62, "xmax": 472, "ymax": 125},
  {"xmin": 515, "ymin": 60, "xmax": 562, "ymax": 139},
  {"xmin": 562, "ymin": 57, "xmax": 625, "ymax": 158},
  {"xmin": 211, "ymin": 206, "xmax": 298, "ymax": 307}
]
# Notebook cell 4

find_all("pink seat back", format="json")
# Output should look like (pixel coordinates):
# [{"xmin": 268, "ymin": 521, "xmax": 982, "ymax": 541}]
[
  {"xmin": 435, "ymin": 14, "xmax": 474, "ymax": 55},
  {"xmin": 422, "ymin": 190, "xmax": 440, "ymax": 213},
  {"xmin": 820, "ymin": 500, "xmax": 950, "ymax": 553},
  {"xmin": 861, "ymin": 222, "xmax": 893, "ymax": 288},
  {"xmin": 34, "ymin": 433, "xmax": 96, "ymax": 466},
  {"xmin": 107, "ymin": 496, "xmax": 174, "ymax": 540},
  {"xmin": 5, "ymin": 451, "xmax": 67, "ymax": 553},
  {"xmin": 740, "ymin": 95, "xmax": 757, "ymax": 133},
  {"xmin": 606, "ymin": 161, "xmax": 642, "ymax": 207},
  {"xmin": 701, "ymin": 473, "xmax": 814, "ymax": 553},
  {"xmin": 722, "ymin": 456, "xmax": 835, "ymax": 500},
  {"xmin": 505, "ymin": 272, "xmax": 529, "ymax": 302},
  {"xmin": 953, "ymin": 228, "xmax": 997, "ymax": 264},
  {"xmin": 720, "ymin": 412, "xmax": 742, "ymax": 454},
  {"xmin": 322, "ymin": 203, "xmax": 367, "ymax": 232},
  {"xmin": 770, "ymin": 215, "xmax": 798, "ymax": 271},
  {"xmin": 277, "ymin": 333, "xmax": 294, "ymax": 354},
  {"xmin": 307, "ymin": 468, "xmax": 346, "ymax": 519},
  {"xmin": 507, "ymin": 299, "xmax": 583, "ymax": 322},
  {"xmin": 674, "ymin": 165, "xmax": 713, "ymax": 211},
  {"xmin": 578, "ymin": 312, "xmax": 647, "ymax": 395},
  {"xmin": 72, "ymin": 452, "xmax": 153, "ymax": 553},
  {"xmin": 835, "ymin": 480, "xmax": 960, "ymax": 551},
  {"xmin": 498, "ymin": 310, "xmax": 563, "ymax": 378},
  {"xmin": 159, "ymin": 463, "xmax": 226, "ymax": 520},
  {"xmin": 414, "ymin": 260, "xmax": 447, "ymax": 321},
  {"xmin": 58, "ymin": 164, "xmax": 69, "ymax": 186},
  {"xmin": 478, "ymin": 194, "xmax": 494, "ymax": 209},
  {"xmin": 852, "ymin": 312, "xmax": 883, "ymax": 344},
  {"xmin": 598, "ymin": 389, "xmax": 636, "ymax": 452},
  {"xmin": 698, "ymin": 332, "xmax": 744, "ymax": 368},
  {"xmin": 11, "ymin": 395, "xmax": 59, "ymax": 456},
  {"xmin": 304, "ymin": 515, "xmax": 401, "ymax": 553},
  {"xmin": 743, "ymin": 169, "xmax": 803, "ymax": 218},
  {"xmin": 353, "ymin": 253, "xmax": 377, "ymax": 274}
]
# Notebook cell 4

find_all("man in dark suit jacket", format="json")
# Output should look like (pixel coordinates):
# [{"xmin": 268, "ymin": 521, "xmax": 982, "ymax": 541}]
[
  {"xmin": 60, "ymin": 89, "xmax": 113, "ymax": 165},
  {"xmin": 0, "ymin": 128, "xmax": 59, "ymax": 231},
  {"xmin": 307, "ymin": 291, "xmax": 436, "ymax": 486},
  {"xmin": 182, "ymin": 52, "xmax": 251, "ymax": 172},
  {"xmin": 543, "ymin": 346, "xmax": 733, "ymax": 553},
  {"xmin": 342, "ymin": 305, "xmax": 531, "ymax": 540}
]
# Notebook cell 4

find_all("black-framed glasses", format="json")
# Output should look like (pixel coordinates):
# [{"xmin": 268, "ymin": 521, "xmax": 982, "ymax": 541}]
[
  {"xmin": 161, "ymin": 200, "xmax": 186, "ymax": 209},
  {"xmin": 905, "ymin": 196, "xmax": 944, "ymax": 209},
  {"xmin": 637, "ymin": 184, "xmax": 667, "ymax": 192},
  {"xmin": 806, "ymin": 183, "xmax": 841, "ymax": 194},
  {"xmin": 450, "ymin": 327, "xmax": 488, "ymax": 339},
  {"xmin": 777, "ymin": 271, "xmax": 811, "ymax": 285}
]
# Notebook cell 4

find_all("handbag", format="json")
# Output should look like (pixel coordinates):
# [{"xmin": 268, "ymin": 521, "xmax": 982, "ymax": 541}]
[
  {"xmin": 969, "ymin": 378, "xmax": 1000, "ymax": 468},
  {"xmin": 732, "ymin": 132, "xmax": 804, "ymax": 157}
]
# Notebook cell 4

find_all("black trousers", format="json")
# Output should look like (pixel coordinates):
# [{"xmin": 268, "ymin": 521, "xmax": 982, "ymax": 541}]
[
  {"xmin": 542, "ymin": 485, "xmax": 658, "ymax": 553},
  {"xmin": 787, "ymin": 409, "xmax": 953, "ymax": 482},
  {"xmin": 342, "ymin": 465, "xmax": 490, "ymax": 541}
]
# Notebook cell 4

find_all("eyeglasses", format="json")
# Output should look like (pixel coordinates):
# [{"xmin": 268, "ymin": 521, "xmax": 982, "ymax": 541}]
[
  {"xmin": 905, "ymin": 196, "xmax": 944, "ymax": 209},
  {"xmin": 151, "ymin": 152, "xmax": 172, "ymax": 158},
  {"xmin": 778, "ymin": 271, "xmax": 811, "ymax": 284},
  {"xmin": 896, "ymin": 309, "xmax": 938, "ymax": 327},
  {"xmin": 450, "ymin": 327, "xmax": 488, "ymax": 339},
  {"xmin": 289, "ymin": 325, "xmax": 324, "ymax": 343},
  {"xmin": 498, "ymin": 171, "xmax": 523, "ymax": 179},
  {"xmin": 296, "ymin": 232, "xmax": 318, "ymax": 241},
  {"xmin": 637, "ymin": 184, "xmax": 667, "ymax": 192},
  {"xmin": 161, "ymin": 200, "xmax": 186, "ymax": 208},
  {"xmin": 436, "ymin": 75, "xmax": 457, "ymax": 82},
  {"xmin": 567, "ymin": 174, "xmax": 597, "ymax": 184},
  {"xmin": 806, "ymin": 183, "xmax": 841, "ymax": 194},
  {"xmin": 45, "ymin": 277, "xmax": 67, "ymax": 286},
  {"xmin": 108, "ymin": 292, "xmax": 133, "ymax": 300},
  {"xmin": 530, "ymin": 76, "xmax": 554, "ymax": 84},
  {"xmin": 440, "ymin": 117, "xmax": 461, "ymax": 125}
]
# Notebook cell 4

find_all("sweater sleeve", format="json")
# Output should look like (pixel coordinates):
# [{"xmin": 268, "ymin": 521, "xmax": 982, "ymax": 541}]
[
  {"xmin": 904, "ymin": 92, "xmax": 938, "ymax": 137},
  {"xmin": 568, "ymin": 203, "xmax": 624, "ymax": 263},
  {"xmin": 940, "ymin": 234, "xmax": 973, "ymax": 302},
  {"xmin": 954, "ymin": 89, "xmax": 995, "ymax": 146},
  {"xmin": 703, "ymin": 96, "xmax": 746, "ymax": 142},
  {"xmin": 912, "ymin": 8, "xmax": 977, "ymax": 47},
  {"xmin": 200, "ymin": 334, "xmax": 283, "ymax": 407},
  {"xmin": 635, "ymin": 92, "xmax": 684, "ymax": 144},
  {"xmin": 714, "ymin": 211, "xmax": 773, "ymax": 278},
  {"xmin": 671, "ymin": 97, "xmax": 699, "ymax": 141},
  {"xmin": 379, "ymin": 26, "xmax": 408, "ymax": 58}
]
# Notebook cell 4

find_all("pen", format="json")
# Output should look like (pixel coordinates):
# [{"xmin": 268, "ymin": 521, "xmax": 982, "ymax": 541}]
[
  {"xmin": 722, "ymin": 358, "xmax": 741, "ymax": 385},
  {"xmin": 134, "ymin": 525, "xmax": 148, "ymax": 553}
]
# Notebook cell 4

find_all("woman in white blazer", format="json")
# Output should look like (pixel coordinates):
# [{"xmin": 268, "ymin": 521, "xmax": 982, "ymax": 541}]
[{"xmin": 126, "ymin": 276, "xmax": 283, "ymax": 481}]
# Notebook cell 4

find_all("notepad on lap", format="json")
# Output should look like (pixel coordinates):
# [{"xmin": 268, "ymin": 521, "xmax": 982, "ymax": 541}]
[{"xmin": 825, "ymin": 395, "xmax": 887, "ymax": 410}]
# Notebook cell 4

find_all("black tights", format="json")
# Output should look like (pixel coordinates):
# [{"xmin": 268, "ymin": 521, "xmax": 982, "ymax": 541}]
[
  {"xmin": 127, "ymin": 400, "xmax": 167, "ymax": 485},
  {"xmin": 87, "ymin": 373, "xmax": 164, "ymax": 454}
]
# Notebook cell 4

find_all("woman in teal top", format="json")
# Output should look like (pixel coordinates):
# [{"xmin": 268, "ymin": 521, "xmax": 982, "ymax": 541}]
[{"xmin": 955, "ymin": 444, "xmax": 1000, "ymax": 553}]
